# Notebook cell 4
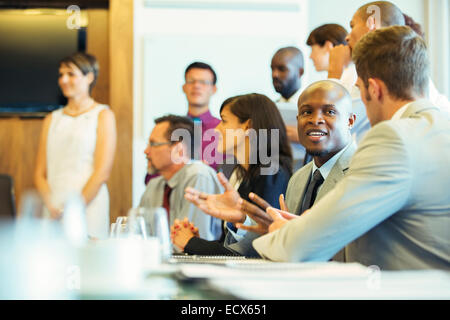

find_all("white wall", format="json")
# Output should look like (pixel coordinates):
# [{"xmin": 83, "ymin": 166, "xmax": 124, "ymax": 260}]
[
  {"xmin": 425, "ymin": 0, "xmax": 449, "ymax": 96},
  {"xmin": 133, "ymin": 0, "xmax": 309, "ymax": 206}
]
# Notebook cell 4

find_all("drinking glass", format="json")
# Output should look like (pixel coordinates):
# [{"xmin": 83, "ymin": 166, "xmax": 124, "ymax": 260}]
[
  {"xmin": 110, "ymin": 216, "xmax": 128, "ymax": 238},
  {"xmin": 130, "ymin": 207, "xmax": 172, "ymax": 262},
  {"xmin": 127, "ymin": 208, "xmax": 149, "ymax": 240}
]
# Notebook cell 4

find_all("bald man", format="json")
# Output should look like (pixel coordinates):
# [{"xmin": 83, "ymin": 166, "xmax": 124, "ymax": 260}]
[
  {"xmin": 186, "ymin": 80, "xmax": 357, "ymax": 258},
  {"xmin": 271, "ymin": 47, "xmax": 310, "ymax": 170},
  {"xmin": 327, "ymin": 1, "xmax": 450, "ymax": 142},
  {"xmin": 237, "ymin": 80, "xmax": 356, "ymax": 259},
  {"xmin": 271, "ymin": 47, "xmax": 304, "ymax": 104}
]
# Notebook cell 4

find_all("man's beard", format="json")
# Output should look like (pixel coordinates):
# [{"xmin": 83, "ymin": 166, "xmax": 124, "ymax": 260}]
[{"xmin": 306, "ymin": 149, "xmax": 329, "ymax": 157}]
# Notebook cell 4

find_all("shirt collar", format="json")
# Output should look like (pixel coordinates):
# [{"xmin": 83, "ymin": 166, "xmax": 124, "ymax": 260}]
[
  {"xmin": 391, "ymin": 102, "xmax": 415, "ymax": 121},
  {"xmin": 311, "ymin": 142, "xmax": 351, "ymax": 180},
  {"xmin": 187, "ymin": 109, "xmax": 214, "ymax": 122},
  {"xmin": 277, "ymin": 88, "xmax": 302, "ymax": 104}
]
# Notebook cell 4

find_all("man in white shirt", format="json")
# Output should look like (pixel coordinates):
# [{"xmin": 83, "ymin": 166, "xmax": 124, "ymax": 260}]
[
  {"xmin": 271, "ymin": 47, "xmax": 308, "ymax": 169},
  {"xmin": 271, "ymin": 47, "xmax": 304, "ymax": 105}
]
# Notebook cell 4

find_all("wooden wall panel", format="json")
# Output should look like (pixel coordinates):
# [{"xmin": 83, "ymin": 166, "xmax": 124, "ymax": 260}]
[
  {"xmin": 0, "ymin": 117, "xmax": 43, "ymax": 215},
  {"xmin": 108, "ymin": 0, "xmax": 133, "ymax": 223},
  {"xmin": 87, "ymin": 9, "xmax": 109, "ymax": 106}
]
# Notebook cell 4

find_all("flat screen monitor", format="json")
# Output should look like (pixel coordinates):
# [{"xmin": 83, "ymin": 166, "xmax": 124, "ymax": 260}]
[{"xmin": 0, "ymin": 9, "xmax": 86, "ymax": 117}]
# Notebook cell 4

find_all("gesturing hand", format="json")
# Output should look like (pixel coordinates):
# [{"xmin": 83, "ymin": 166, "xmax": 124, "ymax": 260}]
[
  {"xmin": 235, "ymin": 192, "xmax": 272, "ymax": 234},
  {"xmin": 236, "ymin": 193, "xmax": 297, "ymax": 235},
  {"xmin": 170, "ymin": 217, "xmax": 199, "ymax": 251},
  {"xmin": 184, "ymin": 172, "xmax": 245, "ymax": 223}
]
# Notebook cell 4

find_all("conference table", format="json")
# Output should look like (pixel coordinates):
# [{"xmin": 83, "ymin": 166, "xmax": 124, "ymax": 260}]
[
  {"xmin": 1, "ymin": 221, "xmax": 449, "ymax": 300},
  {"xmin": 77, "ymin": 255, "xmax": 450, "ymax": 300}
]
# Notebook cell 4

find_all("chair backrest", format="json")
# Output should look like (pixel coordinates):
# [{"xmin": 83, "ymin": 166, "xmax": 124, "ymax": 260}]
[{"xmin": 0, "ymin": 174, "xmax": 16, "ymax": 218}]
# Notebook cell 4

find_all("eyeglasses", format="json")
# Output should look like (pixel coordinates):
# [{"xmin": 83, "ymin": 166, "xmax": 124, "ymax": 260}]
[
  {"xmin": 148, "ymin": 141, "xmax": 173, "ymax": 147},
  {"xmin": 185, "ymin": 79, "xmax": 213, "ymax": 86}
]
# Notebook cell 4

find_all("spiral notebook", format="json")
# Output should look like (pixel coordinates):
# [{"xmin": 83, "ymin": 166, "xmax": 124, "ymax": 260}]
[{"xmin": 169, "ymin": 254, "xmax": 267, "ymax": 265}]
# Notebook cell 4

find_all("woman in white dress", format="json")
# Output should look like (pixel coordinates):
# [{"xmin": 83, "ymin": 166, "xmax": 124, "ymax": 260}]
[{"xmin": 34, "ymin": 52, "xmax": 117, "ymax": 239}]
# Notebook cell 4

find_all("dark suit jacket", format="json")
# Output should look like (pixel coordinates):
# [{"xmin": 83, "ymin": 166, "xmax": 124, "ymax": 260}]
[{"xmin": 184, "ymin": 166, "xmax": 291, "ymax": 255}]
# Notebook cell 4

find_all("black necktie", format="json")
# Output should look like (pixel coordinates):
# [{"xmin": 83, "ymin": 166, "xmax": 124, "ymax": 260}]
[{"xmin": 299, "ymin": 169, "xmax": 324, "ymax": 215}]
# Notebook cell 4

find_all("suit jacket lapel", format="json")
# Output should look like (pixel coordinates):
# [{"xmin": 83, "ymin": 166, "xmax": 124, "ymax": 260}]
[
  {"xmin": 316, "ymin": 142, "xmax": 357, "ymax": 201},
  {"xmin": 290, "ymin": 163, "xmax": 313, "ymax": 215}
]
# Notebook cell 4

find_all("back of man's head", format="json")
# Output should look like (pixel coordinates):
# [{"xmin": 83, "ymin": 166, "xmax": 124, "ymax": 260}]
[
  {"xmin": 353, "ymin": 25, "xmax": 429, "ymax": 101},
  {"xmin": 357, "ymin": 1, "xmax": 405, "ymax": 27},
  {"xmin": 154, "ymin": 115, "xmax": 195, "ymax": 159}
]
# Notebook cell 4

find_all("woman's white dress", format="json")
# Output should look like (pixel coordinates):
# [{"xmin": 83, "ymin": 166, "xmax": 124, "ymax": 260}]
[{"xmin": 46, "ymin": 104, "xmax": 110, "ymax": 239}]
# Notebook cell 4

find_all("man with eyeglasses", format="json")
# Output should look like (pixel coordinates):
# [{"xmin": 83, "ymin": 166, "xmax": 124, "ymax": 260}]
[
  {"xmin": 140, "ymin": 115, "xmax": 223, "ymax": 242},
  {"xmin": 182, "ymin": 62, "xmax": 224, "ymax": 170}
]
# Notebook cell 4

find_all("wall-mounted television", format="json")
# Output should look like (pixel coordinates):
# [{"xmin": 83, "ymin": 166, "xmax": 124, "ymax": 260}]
[{"xmin": 0, "ymin": 9, "xmax": 86, "ymax": 118}]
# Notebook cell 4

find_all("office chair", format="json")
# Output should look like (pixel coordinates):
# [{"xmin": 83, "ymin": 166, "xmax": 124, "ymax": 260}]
[{"xmin": 0, "ymin": 174, "xmax": 16, "ymax": 218}]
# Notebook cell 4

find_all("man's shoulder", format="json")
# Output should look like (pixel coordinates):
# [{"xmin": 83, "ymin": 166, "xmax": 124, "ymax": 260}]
[
  {"xmin": 143, "ymin": 175, "xmax": 165, "ymax": 194},
  {"xmin": 177, "ymin": 161, "xmax": 221, "ymax": 192},
  {"xmin": 365, "ymin": 102, "xmax": 446, "ymax": 143},
  {"xmin": 336, "ymin": 142, "xmax": 357, "ymax": 169},
  {"xmin": 181, "ymin": 161, "xmax": 218, "ymax": 179}
]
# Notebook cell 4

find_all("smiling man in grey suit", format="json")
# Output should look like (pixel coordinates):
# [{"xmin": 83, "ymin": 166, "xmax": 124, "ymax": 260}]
[
  {"xmin": 238, "ymin": 80, "xmax": 357, "ymax": 260},
  {"xmin": 283, "ymin": 81, "xmax": 356, "ymax": 218},
  {"xmin": 184, "ymin": 80, "xmax": 357, "ymax": 258},
  {"xmin": 241, "ymin": 81, "xmax": 357, "ymax": 228},
  {"xmin": 252, "ymin": 26, "xmax": 450, "ymax": 270}
]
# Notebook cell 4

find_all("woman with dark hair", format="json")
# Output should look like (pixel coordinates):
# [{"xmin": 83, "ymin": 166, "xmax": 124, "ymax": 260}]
[
  {"xmin": 171, "ymin": 93, "xmax": 293, "ymax": 257},
  {"xmin": 34, "ymin": 52, "xmax": 117, "ymax": 239}
]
